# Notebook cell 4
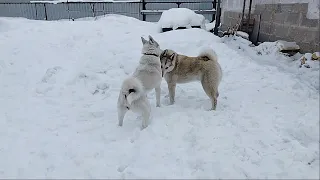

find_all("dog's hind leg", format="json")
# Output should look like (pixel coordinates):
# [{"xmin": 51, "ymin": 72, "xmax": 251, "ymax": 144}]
[
  {"xmin": 155, "ymin": 85, "xmax": 161, "ymax": 107},
  {"xmin": 201, "ymin": 77, "xmax": 218, "ymax": 110},
  {"xmin": 118, "ymin": 106, "xmax": 128, "ymax": 126},
  {"xmin": 140, "ymin": 99, "xmax": 151, "ymax": 130}
]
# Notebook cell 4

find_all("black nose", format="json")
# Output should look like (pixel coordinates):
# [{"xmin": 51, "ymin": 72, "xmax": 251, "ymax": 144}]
[{"xmin": 128, "ymin": 89, "xmax": 136, "ymax": 94}]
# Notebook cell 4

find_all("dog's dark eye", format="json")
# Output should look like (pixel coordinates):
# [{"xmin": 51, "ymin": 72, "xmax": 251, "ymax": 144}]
[
  {"xmin": 165, "ymin": 67, "xmax": 168, "ymax": 69},
  {"xmin": 161, "ymin": 65, "xmax": 163, "ymax": 68}
]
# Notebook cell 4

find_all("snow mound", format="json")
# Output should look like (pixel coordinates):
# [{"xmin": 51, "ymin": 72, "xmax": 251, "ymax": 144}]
[
  {"xmin": 254, "ymin": 41, "xmax": 281, "ymax": 55},
  {"xmin": 235, "ymin": 31, "xmax": 249, "ymax": 40},
  {"xmin": 276, "ymin": 40, "xmax": 300, "ymax": 51},
  {"xmin": 254, "ymin": 40, "xmax": 300, "ymax": 56},
  {"xmin": 158, "ymin": 8, "xmax": 205, "ymax": 31}
]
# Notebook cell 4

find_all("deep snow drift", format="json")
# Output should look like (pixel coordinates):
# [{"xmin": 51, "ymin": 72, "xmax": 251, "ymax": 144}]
[{"xmin": 0, "ymin": 15, "xmax": 319, "ymax": 179}]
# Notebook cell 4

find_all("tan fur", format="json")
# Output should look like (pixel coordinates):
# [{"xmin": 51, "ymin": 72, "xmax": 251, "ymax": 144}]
[{"xmin": 160, "ymin": 48, "xmax": 222, "ymax": 110}]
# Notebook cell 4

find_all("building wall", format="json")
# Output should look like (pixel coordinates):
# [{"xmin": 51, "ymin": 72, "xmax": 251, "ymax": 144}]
[
  {"xmin": 221, "ymin": 0, "xmax": 320, "ymax": 20},
  {"xmin": 221, "ymin": 1, "xmax": 320, "ymax": 53}
]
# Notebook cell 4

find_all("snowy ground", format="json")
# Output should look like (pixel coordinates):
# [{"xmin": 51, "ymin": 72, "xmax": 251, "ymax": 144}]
[
  {"xmin": 223, "ymin": 36, "xmax": 320, "ymax": 91},
  {"xmin": 0, "ymin": 15, "xmax": 319, "ymax": 179}
]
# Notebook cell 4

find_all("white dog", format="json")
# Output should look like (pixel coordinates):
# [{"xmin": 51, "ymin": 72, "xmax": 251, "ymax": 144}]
[{"xmin": 117, "ymin": 35, "xmax": 162, "ymax": 129}]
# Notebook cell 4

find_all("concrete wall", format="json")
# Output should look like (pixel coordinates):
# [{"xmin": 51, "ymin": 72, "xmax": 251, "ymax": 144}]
[
  {"xmin": 221, "ymin": 2, "xmax": 320, "ymax": 53},
  {"xmin": 221, "ymin": 0, "xmax": 320, "ymax": 19}
]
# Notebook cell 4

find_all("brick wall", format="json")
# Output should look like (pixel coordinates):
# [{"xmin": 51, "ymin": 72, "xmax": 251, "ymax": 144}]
[{"xmin": 221, "ymin": 3, "xmax": 320, "ymax": 53}]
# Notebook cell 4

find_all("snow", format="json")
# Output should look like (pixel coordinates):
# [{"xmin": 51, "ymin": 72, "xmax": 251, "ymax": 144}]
[
  {"xmin": 158, "ymin": 8, "xmax": 206, "ymax": 30},
  {"xmin": 276, "ymin": 40, "xmax": 300, "ymax": 51},
  {"xmin": 235, "ymin": 31, "xmax": 249, "ymax": 40},
  {"xmin": 204, "ymin": 20, "xmax": 215, "ymax": 31},
  {"xmin": 222, "ymin": 36, "xmax": 320, "ymax": 91},
  {"xmin": 0, "ymin": 15, "xmax": 319, "ymax": 179}
]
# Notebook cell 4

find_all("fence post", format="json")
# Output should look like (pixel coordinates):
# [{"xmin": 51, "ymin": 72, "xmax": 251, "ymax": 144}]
[
  {"xmin": 142, "ymin": 0, "xmax": 146, "ymax": 21},
  {"xmin": 240, "ymin": 0, "xmax": 246, "ymax": 30},
  {"xmin": 213, "ymin": 0, "xmax": 220, "ymax": 35},
  {"xmin": 44, "ymin": 3, "xmax": 48, "ymax": 20},
  {"xmin": 246, "ymin": 0, "xmax": 252, "ymax": 32},
  {"xmin": 34, "ymin": 3, "xmax": 38, "ymax": 20},
  {"xmin": 91, "ymin": 3, "xmax": 95, "ymax": 18},
  {"xmin": 212, "ymin": 0, "xmax": 216, "ymax": 22}
]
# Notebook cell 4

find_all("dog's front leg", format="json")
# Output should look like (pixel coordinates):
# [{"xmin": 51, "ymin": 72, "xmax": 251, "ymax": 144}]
[
  {"xmin": 155, "ymin": 86, "xmax": 161, "ymax": 107},
  {"xmin": 118, "ymin": 107, "xmax": 128, "ymax": 127},
  {"xmin": 168, "ymin": 83, "xmax": 176, "ymax": 105}
]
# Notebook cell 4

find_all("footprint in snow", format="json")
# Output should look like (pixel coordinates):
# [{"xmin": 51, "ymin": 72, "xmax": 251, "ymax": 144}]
[
  {"xmin": 41, "ymin": 66, "xmax": 63, "ymax": 84},
  {"xmin": 117, "ymin": 165, "xmax": 128, "ymax": 172}
]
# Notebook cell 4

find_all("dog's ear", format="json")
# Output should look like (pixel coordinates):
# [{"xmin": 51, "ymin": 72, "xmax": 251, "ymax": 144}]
[
  {"xmin": 160, "ymin": 49, "xmax": 167, "ymax": 58},
  {"xmin": 141, "ymin": 36, "xmax": 148, "ymax": 45},
  {"xmin": 148, "ymin": 35, "xmax": 159, "ymax": 46},
  {"xmin": 169, "ymin": 53, "xmax": 176, "ymax": 60},
  {"xmin": 148, "ymin": 35, "xmax": 154, "ymax": 43}
]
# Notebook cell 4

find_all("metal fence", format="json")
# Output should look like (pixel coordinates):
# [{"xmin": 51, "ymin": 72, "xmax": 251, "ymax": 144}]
[{"xmin": 0, "ymin": 0, "xmax": 217, "ymax": 22}]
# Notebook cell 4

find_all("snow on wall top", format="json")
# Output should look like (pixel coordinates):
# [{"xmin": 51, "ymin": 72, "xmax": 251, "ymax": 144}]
[
  {"xmin": 222, "ymin": 0, "xmax": 320, "ymax": 19},
  {"xmin": 157, "ymin": 8, "xmax": 205, "ymax": 30}
]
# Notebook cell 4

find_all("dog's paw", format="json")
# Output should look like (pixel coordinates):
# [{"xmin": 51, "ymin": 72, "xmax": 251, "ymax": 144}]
[
  {"xmin": 156, "ymin": 104, "xmax": 161, "ymax": 107},
  {"xmin": 141, "ymin": 124, "xmax": 148, "ymax": 130},
  {"xmin": 168, "ymin": 101, "xmax": 175, "ymax": 105},
  {"xmin": 118, "ymin": 122, "xmax": 123, "ymax": 127},
  {"xmin": 206, "ymin": 108, "xmax": 216, "ymax": 111}
]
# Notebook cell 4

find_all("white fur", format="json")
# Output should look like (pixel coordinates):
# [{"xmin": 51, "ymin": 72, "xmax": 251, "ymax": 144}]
[
  {"xmin": 198, "ymin": 48, "xmax": 222, "ymax": 82},
  {"xmin": 198, "ymin": 48, "xmax": 218, "ymax": 62},
  {"xmin": 117, "ymin": 35, "xmax": 162, "ymax": 129}
]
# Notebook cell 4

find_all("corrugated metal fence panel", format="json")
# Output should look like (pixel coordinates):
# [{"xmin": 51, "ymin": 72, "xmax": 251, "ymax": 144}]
[
  {"xmin": 145, "ymin": 2, "xmax": 177, "ymax": 10},
  {"xmin": 103, "ymin": 2, "xmax": 141, "ymax": 20},
  {"xmin": 0, "ymin": 1, "xmax": 215, "ymax": 22},
  {"xmin": 145, "ymin": 2, "xmax": 178, "ymax": 22},
  {"xmin": 180, "ymin": 2, "xmax": 214, "ymax": 10},
  {"xmin": 144, "ymin": 0, "xmax": 213, "ymax": 2},
  {"xmin": 68, "ymin": 3, "xmax": 94, "ymax": 19},
  {"xmin": 180, "ymin": 2, "xmax": 214, "ymax": 21},
  {"xmin": 35, "ymin": 3, "xmax": 46, "ymax": 20},
  {"xmin": 0, "ymin": 3, "xmax": 37, "ymax": 19},
  {"xmin": 45, "ymin": 3, "xmax": 69, "ymax": 20},
  {"xmin": 93, "ymin": 2, "xmax": 104, "ymax": 17}
]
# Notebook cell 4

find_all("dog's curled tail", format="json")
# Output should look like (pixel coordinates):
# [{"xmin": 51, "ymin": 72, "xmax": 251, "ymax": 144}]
[
  {"xmin": 123, "ymin": 77, "xmax": 144, "ymax": 105},
  {"xmin": 198, "ymin": 48, "xmax": 218, "ymax": 62}
]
